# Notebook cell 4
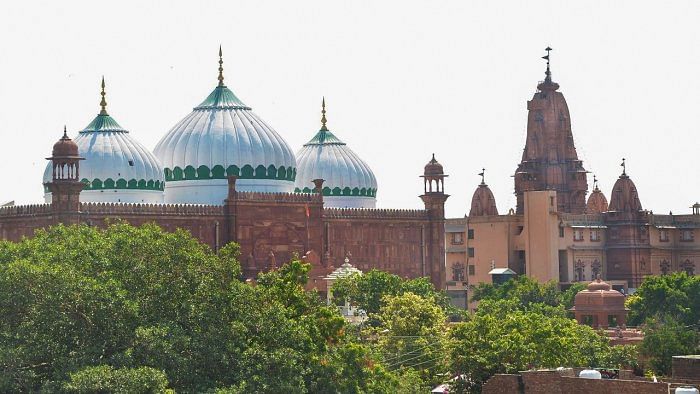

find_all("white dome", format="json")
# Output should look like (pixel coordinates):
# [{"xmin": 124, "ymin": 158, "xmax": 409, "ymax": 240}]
[
  {"xmin": 154, "ymin": 79, "xmax": 297, "ymax": 204},
  {"xmin": 43, "ymin": 90, "xmax": 165, "ymax": 204},
  {"xmin": 294, "ymin": 106, "xmax": 377, "ymax": 208}
]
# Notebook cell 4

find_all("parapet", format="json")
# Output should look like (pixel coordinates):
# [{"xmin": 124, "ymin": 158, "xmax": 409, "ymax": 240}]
[
  {"xmin": 323, "ymin": 207, "xmax": 428, "ymax": 220},
  {"xmin": 80, "ymin": 202, "xmax": 224, "ymax": 216},
  {"xmin": 0, "ymin": 204, "xmax": 52, "ymax": 216},
  {"xmin": 235, "ymin": 191, "xmax": 322, "ymax": 204}
]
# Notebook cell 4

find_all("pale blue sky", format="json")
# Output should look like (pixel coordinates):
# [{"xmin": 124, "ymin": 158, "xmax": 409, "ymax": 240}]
[{"xmin": 1, "ymin": 1, "xmax": 698, "ymax": 217}]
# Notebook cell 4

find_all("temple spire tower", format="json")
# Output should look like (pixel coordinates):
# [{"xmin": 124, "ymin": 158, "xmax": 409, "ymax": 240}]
[{"xmin": 514, "ymin": 47, "xmax": 588, "ymax": 214}]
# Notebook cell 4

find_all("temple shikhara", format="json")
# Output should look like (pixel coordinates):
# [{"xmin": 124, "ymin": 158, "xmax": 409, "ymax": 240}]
[
  {"xmin": 0, "ymin": 47, "xmax": 697, "ymax": 302},
  {"xmin": 445, "ymin": 48, "xmax": 699, "ymax": 309}
]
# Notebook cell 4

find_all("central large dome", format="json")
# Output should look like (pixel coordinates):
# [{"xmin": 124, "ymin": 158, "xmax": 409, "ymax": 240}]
[{"xmin": 154, "ymin": 49, "xmax": 296, "ymax": 204}]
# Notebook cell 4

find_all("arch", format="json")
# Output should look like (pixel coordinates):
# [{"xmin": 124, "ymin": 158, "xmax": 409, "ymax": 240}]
[
  {"xmin": 164, "ymin": 168, "xmax": 173, "ymax": 181},
  {"xmin": 81, "ymin": 178, "xmax": 91, "ymax": 189},
  {"xmin": 172, "ymin": 167, "xmax": 184, "ymax": 181},
  {"xmin": 197, "ymin": 165, "xmax": 211, "ymax": 179},
  {"xmin": 360, "ymin": 187, "xmax": 367, "ymax": 196},
  {"xmin": 226, "ymin": 165, "xmax": 240, "ymax": 177},
  {"xmin": 277, "ymin": 166, "xmax": 287, "ymax": 180},
  {"xmin": 137, "ymin": 179, "xmax": 147, "ymax": 189},
  {"xmin": 116, "ymin": 179, "xmax": 127, "ymax": 189},
  {"xmin": 254, "ymin": 165, "xmax": 267, "ymax": 179},
  {"xmin": 303, "ymin": 187, "xmax": 312, "ymax": 193},
  {"xmin": 352, "ymin": 187, "xmax": 360, "ymax": 196},
  {"xmin": 322, "ymin": 187, "xmax": 331, "ymax": 196},
  {"xmin": 267, "ymin": 165, "xmax": 277, "ymax": 179},
  {"xmin": 241, "ymin": 165, "xmax": 254, "ymax": 178},
  {"xmin": 184, "ymin": 166, "xmax": 196, "ymax": 180},
  {"xmin": 211, "ymin": 165, "xmax": 225, "ymax": 179},
  {"xmin": 146, "ymin": 180, "xmax": 154, "ymax": 189},
  {"xmin": 104, "ymin": 178, "xmax": 115, "ymax": 189},
  {"xmin": 155, "ymin": 180, "xmax": 162, "ymax": 190},
  {"xmin": 92, "ymin": 179, "xmax": 103, "ymax": 190},
  {"xmin": 332, "ymin": 187, "xmax": 342, "ymax": 196},
  {"xmin": 127, "ymin": 179, "xmax": 138, "ymax": 189},
  {"xmin": 342, "ymin": 187, "xmax": 352, "ymax": 196}
]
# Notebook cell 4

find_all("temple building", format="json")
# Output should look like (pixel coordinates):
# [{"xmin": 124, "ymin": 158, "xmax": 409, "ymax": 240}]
[
  {"xmin": 445, "ymin": 49, "xmax": 699, "ymax": 309},
  {"xmin": 0, "ymin": 48, "xmax": 447, "ymax": 289}
]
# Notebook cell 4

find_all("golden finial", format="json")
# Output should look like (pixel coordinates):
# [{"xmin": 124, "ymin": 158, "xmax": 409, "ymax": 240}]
[
  {"xmin": 320, "ymin": 96, "xmax": 328, "ymax": 131},
  {"xmin": 99, "ymin": 76, "xmax": 108, "ymax": 115},
  {"xmin": 218, "ymin": 45, "xmax": 225, "ymax": 87}
]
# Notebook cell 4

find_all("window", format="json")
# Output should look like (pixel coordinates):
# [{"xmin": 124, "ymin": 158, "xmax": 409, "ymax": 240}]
[
  {"xmin": 468, "ymin": 265, "xmax": 475, "ymax": 276},
  {"xmin": 467, "ymin": 229, "xmax": 474, "ymax": 240},
  {"xmin": 681, "ymin": 230, "xmax": 694, "ymax": 242},
  {"xmin": 451, "ymin": 263, "xmax": 465, "ymax": 282},
  {"xmin": 467, "ymin": 247, "xmax": 475, "ymax": 257},
  {"xmin": 559, "ymin": 227, "xmax": 565, "ymax": 238},
  {"xmin": 573, "ymin": 229, "xmax": 584, "ymax": 242},
  {"xmin": 659, "ymin": 229, "xmax": 670, "ymax": 242},
  {"xmin": 451, "ymin": 232, "xmax": 464, "ymax": 245},
  {"xmin": 590, "ymin": 230, "xmax": 600, "ymax": 242}
]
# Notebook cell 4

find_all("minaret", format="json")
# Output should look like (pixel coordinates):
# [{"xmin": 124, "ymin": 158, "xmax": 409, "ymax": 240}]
[
  {"xmin": 420, "ymin": 154, "xmax": 449, "ymax": 289},
  {"xmin": 45, "ymin": 126, "xmax": 84, "ymax": 223},
  {"xmin": 514, "ymin": 47, "xmax": 588, "ymax": 214}
]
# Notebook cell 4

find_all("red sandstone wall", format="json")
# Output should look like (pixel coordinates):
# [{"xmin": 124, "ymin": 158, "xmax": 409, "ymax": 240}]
[{"xmin": 324, "ymin": 211, "xmax": 428, "ymax": 278}]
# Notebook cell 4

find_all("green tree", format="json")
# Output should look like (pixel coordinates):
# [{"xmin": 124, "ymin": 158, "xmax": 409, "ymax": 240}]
[
  {"xmin": 62, "ymin": 365, "xmax": 170, "ymax": 394},
  {"xmin": 374, "ymin": 292, "xmax": 448, "ymax": 387},
  {"xmin": 0, "ymin": 223, "xmax": 400, "ymax": 392},
  {"xmin": 626, "ymin": 272, "xmax": 700, "ymax": 326},
  {"xmin": 330, "ymin": 269, "xmax": 452, "ymax": 319},
  {"xmin": 448, "ymin": 298, "xmax": 633, "ymax": 392},
  {"xmin": 640, "ymin": 317, "xmax": 699, "ymax": 376}
]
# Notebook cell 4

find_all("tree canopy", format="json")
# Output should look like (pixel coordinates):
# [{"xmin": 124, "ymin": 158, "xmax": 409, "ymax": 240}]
[{"xmin": 0, "ymin": 223, "xmax": 398, "ymax": 392}]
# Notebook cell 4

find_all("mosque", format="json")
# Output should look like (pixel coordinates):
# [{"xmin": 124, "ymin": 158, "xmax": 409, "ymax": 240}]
[
  {"xmin": 2, "ymin": 48, "xmax": 446, "ymax": 289},
  {"xmin": 445, "ymin": 48, "xmax": 699, "ymax": 309}
]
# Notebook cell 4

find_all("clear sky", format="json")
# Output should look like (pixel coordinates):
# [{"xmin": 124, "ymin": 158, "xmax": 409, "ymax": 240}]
[{"xmin": 1, "ymin": 1, "xmax": 698, "ymax": 218}]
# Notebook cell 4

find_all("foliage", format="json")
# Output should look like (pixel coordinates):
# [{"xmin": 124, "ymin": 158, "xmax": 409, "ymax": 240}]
[
  {"xmin": 0, "ymin": 223, "xmax": 400, "ymax": 392},
  {"xmin": 626, "ymin": 272, "xmax": 700, "ymax": 326},
  {"xmin": 640, "ymin": 317, "xmax": 699, "ymax": 376},
  {"xmin": 62, "ymin": 365, "xmax": 170, "ymax": 394},
  {"xmin": 330, "ymin": 269, "xmax": 453, "ymax": 319},
  {"xmin": 373, "ymin": 292, "xmax": 449, "ymax": 387},
  {"xmin": 472, "ymin": 275, "xmax": 579, "ymax": 310},
  {"xmin": 448, "ymin": 298, "xmax": 634, "ymax": 392}
]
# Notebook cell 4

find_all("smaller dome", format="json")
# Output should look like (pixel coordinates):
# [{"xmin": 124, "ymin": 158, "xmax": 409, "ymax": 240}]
[
  {"xmin": 572, "ymin": 278, "xmax": 627, "ymax": 312},
  {"xmin": 586, "ymin": 181, "xmax": 609, "ymax": 214},
  {"xmin": 295, "ymin": 99, "xmax": 377, "ymax": 208},
  {"xmin": 608, "ymin": 171, "xmax": 642, "ymax": 213},
  {"xmin": 469, "ymin": 177, "xmax": 498, "ymax": 217},
  {"xmin": 424, "ymin": 154, "xmax": 444, "ymax": 176},
  {"xmin": 52, "ymin": 127, "xmax": 80, "ymax": 158}
]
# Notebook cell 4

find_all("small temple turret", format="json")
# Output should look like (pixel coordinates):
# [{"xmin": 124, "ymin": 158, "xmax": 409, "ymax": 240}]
[
  {"xmin": 586, "ymin": 175, "xmax": 609, "ymax": 213},
  {"xmin": 469, "ymin": 168, "xmax": 498, "ymax": 216},
  {"xmin": 608, "ymin": 159, "xmax": 642, "ymax": 213}
]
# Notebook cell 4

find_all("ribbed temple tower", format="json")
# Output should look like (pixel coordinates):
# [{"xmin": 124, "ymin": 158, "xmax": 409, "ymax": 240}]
[{"xmin": 514, "ymin": 48, "xmax": 588, "ymax": 214}]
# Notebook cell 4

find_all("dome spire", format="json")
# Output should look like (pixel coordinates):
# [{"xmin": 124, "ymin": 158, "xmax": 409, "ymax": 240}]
[
  {"xmin": 620, "ymin": 158, "xmax": 627, "ymax": 177},
  {"xmin": 593, "ymin": 174, "xmax": 599, "ymax": 191},
  {"xmin": 542, "ymin": 46, "xmax": 552, "ymax": 82},
  {"xmin": 320, "ymin": 97, "xmax": 328, "ymax": 131},
  {"xmin": 478, "ymin": 168, "xmax": 486, "ymax": 185},
  {"xmin": 99, "ymin": 76, "xmax": 108, "ymax": 115},
  {"xmin": 63, "ymin": 125, "xmax": 68, "ymax": 139},
  {"xmin": 218, "ymin": 45, "xmax": 225, "ymax": 87}
]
